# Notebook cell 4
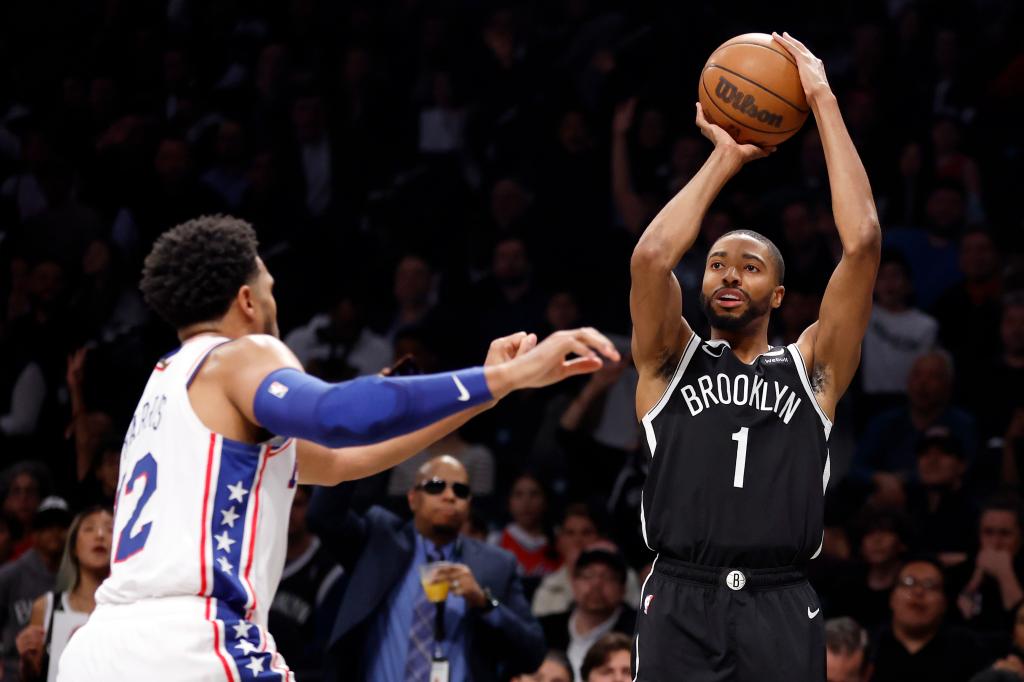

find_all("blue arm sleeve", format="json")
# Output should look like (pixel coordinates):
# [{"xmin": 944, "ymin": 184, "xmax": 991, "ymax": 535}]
[{"xmin": 252, "ymin": 367, "xmax": 492, "ymax": 448}]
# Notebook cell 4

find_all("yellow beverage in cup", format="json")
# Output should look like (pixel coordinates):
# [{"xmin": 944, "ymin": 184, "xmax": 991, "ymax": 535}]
[
  {"xmin": 419, "ymin": 561, "xmax": 454, "ymax": 603},
  {"xmin": 421, "ymin": 578, "xmax": 450, "ymax": 603}
]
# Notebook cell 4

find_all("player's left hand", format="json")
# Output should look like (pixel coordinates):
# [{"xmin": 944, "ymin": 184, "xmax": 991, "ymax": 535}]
[
  {"xmin": 771, "ymin": 32, "xmax": 832, "ymax": 103},
  {"xmin": 435, "ymin": 563, "xmax": 488, "ymax": 609}
]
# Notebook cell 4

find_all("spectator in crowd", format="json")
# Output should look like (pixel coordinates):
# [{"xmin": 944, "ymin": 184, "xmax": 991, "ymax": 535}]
[
  {"xmin": 269, "ymin": 486, "xmax": 344, "ymax": 681},
  {"xmin": 531, "ymin": 504, "xmax": 640, "ymax": 618},
  {"xmin": 970, "ymin": 295, "xmax": 1024, "ymax": 445},
  {"xmin": 0, "ymin": 497, "xmax": 71, "ymax": 681},
  {"xmin": 380, "ymin": 254, "xmax": 439, "ymax": 341},
  {"xmin": 284, "ymin": 288, "xmax": 392, "ymax": 381},
  {"xmin": 490, "ymin": 473, "xmax": 561, "ymax": 587},
  {"xmin": 0, "ymin": 465, "xmax": 47, "ymax": 560},
  {"xmin": 538, "ymin": 548, "xmax": 636, "ymax": 680},
  {"xmin": 388, "ymin": 427, "xmax": 496, "ymax": 500},
  {"xmin": 579, "ymin": 632, "xmax": 633, "ymax": 682},
  {"xmin": 15, "ymin": 506, "xmax": 112, "ymax": 682},
  {"xmin": 885, "ymin": 182, "xmax": 969, "ymax": 309},
  {"xmin": 969, "ymin": 602, "xmax": 1024, "ymax": 682},
  {"xmin": 933, "ymin": 229, "xmax": 1002, "ymax": 389},
  {"xmin": 307, "ymin": 455, "xmax": 545, "ymax": 682},
  {"xmin": 512, "ymin": 650, "xmax": 574, "ymax": 682},
  {"xmin": 0, "ymin": 515, "xmax": 17, "ymax": 567},
  {"xmin": 951, "ymin": 495, "xmax": 1024, "ymax": 633},
  {"xmin": 907, "ymin": 425, "xmax": 978, "ymax": 555},
  {"xmin": 200, "ymin": 120, "xmax": 250, "ymax": 211},
  {"xmin": 831, "ymin": 508, "xmax": 910, "ymax": 632},
  {"xmin": 472, "ymin": 237, "xmax": 547, "ymax": 352},
  {"xmin": 871, "ymin": 556, "xmax": 993, "ymax": 681},
  {"xmin": 852, "ymin": 349, "xmax": 976, "ymax": 506},
  {"xmin": 860, "ymin": 249, "xmax": 938, "ymax": 406},
  {"xmin": 825, "ymin": 617, "xmax": 871, "ymax": 682}
]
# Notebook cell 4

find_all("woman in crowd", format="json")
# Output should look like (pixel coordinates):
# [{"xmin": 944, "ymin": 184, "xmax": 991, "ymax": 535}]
[
  {"xmin": 490, "ymin": 472, "xmax": 561, "ymax": 587},
  {"xmin": 15, "ymin": 506, "xmax": 113, "ymax": 681}
]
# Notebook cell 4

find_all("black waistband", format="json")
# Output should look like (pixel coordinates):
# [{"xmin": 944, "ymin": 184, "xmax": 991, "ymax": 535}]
[{"xmin": 654, "ymin": 556, "xmax": 807, "ymax": 590}]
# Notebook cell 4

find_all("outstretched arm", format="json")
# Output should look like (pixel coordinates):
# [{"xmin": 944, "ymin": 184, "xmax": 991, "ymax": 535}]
[
  {"xmin": 775, "ymin": 32, "xmax": 881, "ymax": 418},
  {"xmin": 214, "ymin": 329, "xmax": 618, "ymax": 485},
  {"xmin": 630, "ymin": 104, "xmax": 771, "ymax": 414}
]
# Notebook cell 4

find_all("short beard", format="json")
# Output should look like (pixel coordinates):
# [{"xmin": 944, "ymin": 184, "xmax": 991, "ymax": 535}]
[
  {"xmin": 699, "ymin": 290, "xmax": 772, "ymax": 332},
  {"xmin": 432, "ymin": 523, "xmax": 460, "ymax": 542}
]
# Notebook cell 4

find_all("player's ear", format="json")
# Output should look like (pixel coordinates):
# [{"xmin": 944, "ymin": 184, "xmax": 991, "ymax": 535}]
[
  {"xmin": 771, "ymin": 285, "xmax": 785, "ymax": 309},
  {"xmin": 237, "ymin": 284, "xmax": 256, "ymax": 319}
]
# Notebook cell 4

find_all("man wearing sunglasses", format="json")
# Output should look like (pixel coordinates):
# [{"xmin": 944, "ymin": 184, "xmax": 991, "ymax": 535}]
[{"xmin": 308, "ymin": 454, "xmax": 545, "ymax": 682}]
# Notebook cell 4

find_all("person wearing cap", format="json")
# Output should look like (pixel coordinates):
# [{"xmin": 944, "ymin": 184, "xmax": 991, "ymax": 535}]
[
  {"xmin": 907, "ymin": 425, "xmax": 979, "ymax": 556},
  {"xmin": 538, "ymin": 547, "xmax": 636, "ymax": 680},
  {"xmin": 950, "ymin": 493, "xmax": 1024, "ymax": 634},
  {"xmin": 0, "ymin": 497, "xmax": 70, "ymax": 680}
]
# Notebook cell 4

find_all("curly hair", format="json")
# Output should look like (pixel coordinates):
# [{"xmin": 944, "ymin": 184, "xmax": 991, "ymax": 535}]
[{"xmin": 140, "ymin": 215, "xmax": 260, "ymax": 329}]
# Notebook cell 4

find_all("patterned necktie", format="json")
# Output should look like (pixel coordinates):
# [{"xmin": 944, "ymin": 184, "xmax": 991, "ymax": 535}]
[{"xmin": 404, "ymin": 552, "xmax": 441, "ymax": 682}]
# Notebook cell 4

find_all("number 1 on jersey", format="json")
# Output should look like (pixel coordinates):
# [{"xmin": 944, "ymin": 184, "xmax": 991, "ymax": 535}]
[{"xmin": 731, "ymin": 427, "xmax": 749, "ymax": 488}]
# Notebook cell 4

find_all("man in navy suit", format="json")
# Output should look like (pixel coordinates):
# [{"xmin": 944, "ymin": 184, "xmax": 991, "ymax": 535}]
[{"xmin": 308, "ymin": 454, "xmax": 545, "ymax": 682}]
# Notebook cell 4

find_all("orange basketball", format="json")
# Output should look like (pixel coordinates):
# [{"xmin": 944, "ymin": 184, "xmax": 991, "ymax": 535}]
[{"xmin": 698, "ymin": 33, "xmax": 809, "ymax": 147}]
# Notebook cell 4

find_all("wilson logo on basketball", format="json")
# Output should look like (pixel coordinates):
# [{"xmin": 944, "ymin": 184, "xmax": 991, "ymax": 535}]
[{"xmin": 714, "ymin": 76, "xmax": 783, "ymax": 128}]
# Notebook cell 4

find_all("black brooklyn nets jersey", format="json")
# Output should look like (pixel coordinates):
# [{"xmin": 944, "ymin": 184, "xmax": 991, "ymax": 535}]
[{"xmin": 640, "ymin": 334, "xmax": 831, "ymax": 568}]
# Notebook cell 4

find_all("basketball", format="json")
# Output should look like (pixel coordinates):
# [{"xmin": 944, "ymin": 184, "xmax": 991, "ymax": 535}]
[{"xmin": 698, "ymin": 33, "xmax": 809, "ymax": 147}]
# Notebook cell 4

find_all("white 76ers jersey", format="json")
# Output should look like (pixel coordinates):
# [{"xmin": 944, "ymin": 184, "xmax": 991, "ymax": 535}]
[{"xmin": 96, "ymin": 335, "xmax": 298, "ymax": 630}]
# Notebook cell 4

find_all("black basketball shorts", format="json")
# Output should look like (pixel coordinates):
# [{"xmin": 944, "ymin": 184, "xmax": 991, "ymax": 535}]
[{"xmin": 632, "ymin": 557, "xmax": 825, "ymax": 682}]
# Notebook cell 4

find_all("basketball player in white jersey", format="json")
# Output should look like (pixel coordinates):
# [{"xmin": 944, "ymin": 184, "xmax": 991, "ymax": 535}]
[{"xmin": 57, "ymin": 215, "xmax": 619, "ymax": 681}]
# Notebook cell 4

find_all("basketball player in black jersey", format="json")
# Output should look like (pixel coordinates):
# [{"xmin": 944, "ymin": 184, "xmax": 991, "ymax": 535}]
[{"xmin": 628, "ymin": 33, "xmax": 881, "ymax": 681}]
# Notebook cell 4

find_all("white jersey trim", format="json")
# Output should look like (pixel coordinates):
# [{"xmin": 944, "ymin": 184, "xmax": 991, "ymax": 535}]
[
  {"xmin": 632, "ymin": 554, "xmax": 659, "ymax": 682},
  {"xmin": 641, "ymin": 333, "xmax": 700, "ymax": 457},
  {"xmin": 786, "ymin": 343, "xmax": 833, "ymax": 440}
]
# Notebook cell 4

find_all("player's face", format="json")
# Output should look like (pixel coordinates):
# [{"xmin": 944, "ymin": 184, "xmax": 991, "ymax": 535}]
[
  {"xmin": 701, "ymin": 235, "xmax": 782, "ymax": 333},
  {"xmin": 979, "ymin": 510, "xmax": 1021, "ymax": 554},
  {"xmin": 890, "ymin": 562, "xmax": 946, "ymax": 633},
  {"xmin": 586, "ymin": 650, "xmax": 632, "ymax": 682},
  {"xmin": 75, "ymin": 510, "xmax": 113, "ymax": 572},
  {"xmin": 250, "ymin": 257, "xmax": 280, "ymax": 338},
  {"xmin": 409, "ymin": 461, "xmax": 471, "ymax": 536}
]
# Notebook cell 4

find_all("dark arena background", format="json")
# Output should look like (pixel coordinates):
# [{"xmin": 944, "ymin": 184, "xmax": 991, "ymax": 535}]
[{"xmin": 0, "ymin": 1, "xmax": 1023, "ymax": 681}]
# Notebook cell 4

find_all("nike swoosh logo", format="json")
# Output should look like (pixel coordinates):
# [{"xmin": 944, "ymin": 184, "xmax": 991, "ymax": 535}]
[
  {"xmin": 702, "ymin": 344, "xmax": 725, "ymax": 358},
  {"xmin": 452, "ymin": 375, "xmax": 470, "ymax": 402},
  {"xmin": 807, "ymin": 607, "xmax": 819, "ymax": 619}
]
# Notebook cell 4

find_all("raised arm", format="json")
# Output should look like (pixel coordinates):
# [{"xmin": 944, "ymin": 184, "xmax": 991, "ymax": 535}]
[
  {"xmin": 774, "ymin": 32, "xmax": 881, "ymax": 419},
  {"xmin": 630, "ymin": 104, "xmax": 770, "ymax": 413}
]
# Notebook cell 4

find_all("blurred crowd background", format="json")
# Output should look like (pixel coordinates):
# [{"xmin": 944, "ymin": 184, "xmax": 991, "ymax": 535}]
[{"xmin": 0, "ymin": 0, "xmax": 1023, "ymax": 680}]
